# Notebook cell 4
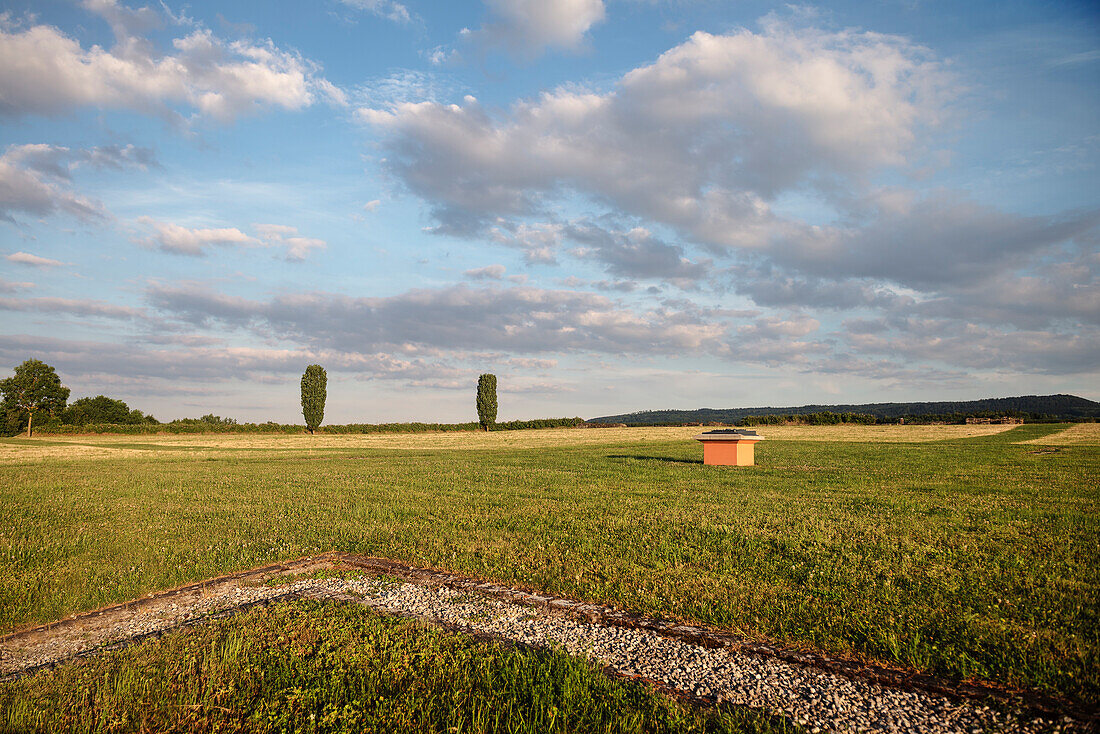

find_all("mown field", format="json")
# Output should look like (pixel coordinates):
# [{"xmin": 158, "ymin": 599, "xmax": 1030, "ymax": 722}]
[{"xmin": 1, "ymin": 424, "xmax": 1097, "ymax": 707}]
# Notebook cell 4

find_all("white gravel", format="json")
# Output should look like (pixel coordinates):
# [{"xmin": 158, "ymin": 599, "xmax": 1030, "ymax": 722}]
[{"xmin": 298, "ymin": 577, "xmax": 1070, "ymax": 734}]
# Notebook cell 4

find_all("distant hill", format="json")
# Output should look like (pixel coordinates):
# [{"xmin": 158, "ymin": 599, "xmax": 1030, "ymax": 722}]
[{"xmin": 588, "ymin": 394, "xmax": 1100, "ymax": 425}]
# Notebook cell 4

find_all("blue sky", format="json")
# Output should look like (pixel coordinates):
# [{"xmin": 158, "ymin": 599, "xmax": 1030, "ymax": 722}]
[{"xmin": 1, "ymin": 0, "xmax": 1098, "ymax": 423}]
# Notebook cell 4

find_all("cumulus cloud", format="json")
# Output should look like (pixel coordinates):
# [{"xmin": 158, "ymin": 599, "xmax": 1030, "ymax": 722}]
[
  {"xmin": 471, "ymin": 0, "xmax": 606, "ymax": 58},
  {"xmin": 137, "ymin": 217, "xmax": 259, "ymax": 256},
  {"xmin": 357, "ymin": 14, "xmax": 1098, "ymax": 331},
  {"xmin": 136, "ymin": 219, "xmax": 326, "ymax": 260},
  {"xmin": 0, "ymin": 143, "xmax": 153, "ymax": 223},
  {"xmin": 0, "ymin": 7, "xmax": 343, "ymax": 122},
  {"xmin": 360, "ymin": 20, "xmax": 945, "ymax": 246},
  {"xmin": 5, "ymin": 251, "xmax": 68, "ymax": 268}
]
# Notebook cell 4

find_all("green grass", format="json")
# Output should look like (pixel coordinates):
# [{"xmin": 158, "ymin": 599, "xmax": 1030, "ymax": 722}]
[
  {"xmin": 2, "ymin": 599, "xmax": 792, "ymax": 733},
  {"xmin": 1, "ymin": 425, "xmax": 1097, "ymax": 704}
]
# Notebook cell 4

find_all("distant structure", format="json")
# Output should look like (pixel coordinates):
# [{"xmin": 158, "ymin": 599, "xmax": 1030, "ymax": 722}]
[
  {"xmin": 694, "ymin": 429, "xmax": 764, "ymax": 466},
  {"xmin": 965, "ymin": 417, "xmax": 1024, "ymax": 425}
]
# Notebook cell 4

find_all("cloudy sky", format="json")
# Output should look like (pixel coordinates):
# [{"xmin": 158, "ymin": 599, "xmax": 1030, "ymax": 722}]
[{"xmin": 1, "ymin": 0, "xmax": 1098, "ymax": 423}]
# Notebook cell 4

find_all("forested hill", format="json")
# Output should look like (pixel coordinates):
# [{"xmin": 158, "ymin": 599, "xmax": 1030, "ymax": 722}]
[{"xmin": 588, "ymin": 394, "xmax": 1100, "ymax": 424}]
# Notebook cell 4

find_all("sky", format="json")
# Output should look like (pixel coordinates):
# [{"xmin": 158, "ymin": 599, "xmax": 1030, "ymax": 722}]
[{"xmin": 0, "ymin": 0, "xmax": 1098, "ymax": 423}]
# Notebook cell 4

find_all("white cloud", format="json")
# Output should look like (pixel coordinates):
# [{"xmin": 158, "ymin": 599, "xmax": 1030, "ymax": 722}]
[
  {"xmin": 424, "ymin": 45, "xmax": 458, "ymax": 66},
  {"xmin": 474, "ymin": 0, "xmax": 606, "ymax": 58},
  {"xmin": 5, "ymin": 251, "xmax": 67, "ymax": 268},
  {"xmin": 136, "ymin": 219, "xmax": 327, "ymax": 261},
  {"xmin": 0, "ymin": 9, "xmax": 343, "ymax": 122},
  {"xmin": 737, "ymin": 315, "xmax": 821, "ymax": 340},
  {"xmin": 82, "ymin": 0, "xmax": 161, "ymax": 40},
  {"xmin": 0, "ymin": 296, "xmax": 148, "ymax": 320},
  {"xmin": 338, "ymin": 0, "xmax": 412, "ymax": 24},
  {"xmin": 0, "ymin": 142, "xmax": 156, "ymax": 224},
  {"xmin": 360, "ymin": 21, "xmax": 946, "ymax": 247},
  {"xmin": 359, "ymin": 16, "xmax": 1099, "ymax": 333},
  {"xmin": 362, "ymin": 199, "xmax": 381, "ymax": 212},
  {"xmin": 0, "ymin": 278, "xmax": 34, "ymax": 292},
  {"xmin": 464, "ymin": 264, "xmax": 506, "ymax": 280},
  {"xmin": 489, "ymin": 221, "xmax": 563, "ymax": 263},
  {"xmin": 253, "ymin": 223, "xmax": 327, "ymax": 261},
  {"xmin": 137, "ymin": 217, "xmax": 259, "ymax": 256}
]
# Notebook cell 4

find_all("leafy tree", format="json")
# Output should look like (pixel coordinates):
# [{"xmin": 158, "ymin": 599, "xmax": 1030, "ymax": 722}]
[
  {"xmin": 64, "ymin": 395, "xmax": 130, "ymax": 425},
  {"xmin": 0, "ymin": 359, "xmax": 70, "ymax": 437},
  {"xmin": 301, "ymin": 364, "xmax": 327, "ymax": 434},
  {"xmin": 63, "ymin": 395, "xmax": 158, "ymax": 425},
  {"xmin": 128, "ymin": 409, "xmax": 159, "ymax": 424},
  {"xmin": 476, "ymin": 373, "xmax": 497, "ymax": 431}
]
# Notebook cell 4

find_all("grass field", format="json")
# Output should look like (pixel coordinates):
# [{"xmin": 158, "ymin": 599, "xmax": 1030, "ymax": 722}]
[{"xmin": 1, "ymin": 424, "xmax": 1097, "ymax": 706}]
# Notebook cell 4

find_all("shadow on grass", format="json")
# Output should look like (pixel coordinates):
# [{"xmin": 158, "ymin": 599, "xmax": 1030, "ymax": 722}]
[{"xmin": 608, "ymin": 454, "xmax": 703, "ymax": 465}]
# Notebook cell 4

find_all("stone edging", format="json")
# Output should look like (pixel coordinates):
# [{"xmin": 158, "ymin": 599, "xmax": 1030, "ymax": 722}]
[
  {"xmin": 1, "ymin": 551, "xmax": 1093, "ymax": 724},
  {"xmin": 331, "ymin": 554, "xmax": 1095, "ymax": 724}
]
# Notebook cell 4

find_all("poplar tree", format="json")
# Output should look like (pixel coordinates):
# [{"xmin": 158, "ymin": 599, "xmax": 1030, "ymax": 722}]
[
  {"xmin": 300, "ymin": 364, "xmax": 327, "ymax": 434},
  {"xmin": 476, "ymin": 373, "xmax": 497, "ymax": 431}
]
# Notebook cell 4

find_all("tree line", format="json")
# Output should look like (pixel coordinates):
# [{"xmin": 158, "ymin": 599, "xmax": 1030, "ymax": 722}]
[
  {"xmin": 593, "ymin": 394, "xmax": 1100, "ymax": 425},
  {"xmin": 1, "ymin": 359, "xmax": 537, "ymax": 437},
  {"xmin": 0, "ymin": 358, "xmax": 166, "ymax": 436}
]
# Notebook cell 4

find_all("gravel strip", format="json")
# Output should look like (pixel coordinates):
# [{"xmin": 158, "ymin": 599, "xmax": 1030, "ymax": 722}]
[
  {"xmin": 293, "ymin": 577, "xmax": 1072, "ymax": 734},
  {"xmin": 0, "ymin": 582, "xmax": 296, "ymax": 678},
  {"xmin": 2, "ymin": 572, "xmax": 1085, "ymax": 734}
]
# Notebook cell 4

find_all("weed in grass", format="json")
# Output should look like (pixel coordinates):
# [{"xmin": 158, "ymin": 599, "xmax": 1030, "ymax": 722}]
[{"xmin": 373, "ymin": 573, "xmax": 405, "ymax": 586}]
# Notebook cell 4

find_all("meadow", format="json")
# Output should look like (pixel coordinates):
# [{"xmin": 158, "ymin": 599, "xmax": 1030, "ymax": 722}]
[{"xmin": 1, "ymin": 423, "xmax": 1097, "ymax": 708}]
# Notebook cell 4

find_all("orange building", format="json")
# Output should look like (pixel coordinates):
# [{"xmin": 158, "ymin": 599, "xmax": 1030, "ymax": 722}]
[{"xmin": 693, "ymin": 429, "xmax": 764, "ymax": 466}]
